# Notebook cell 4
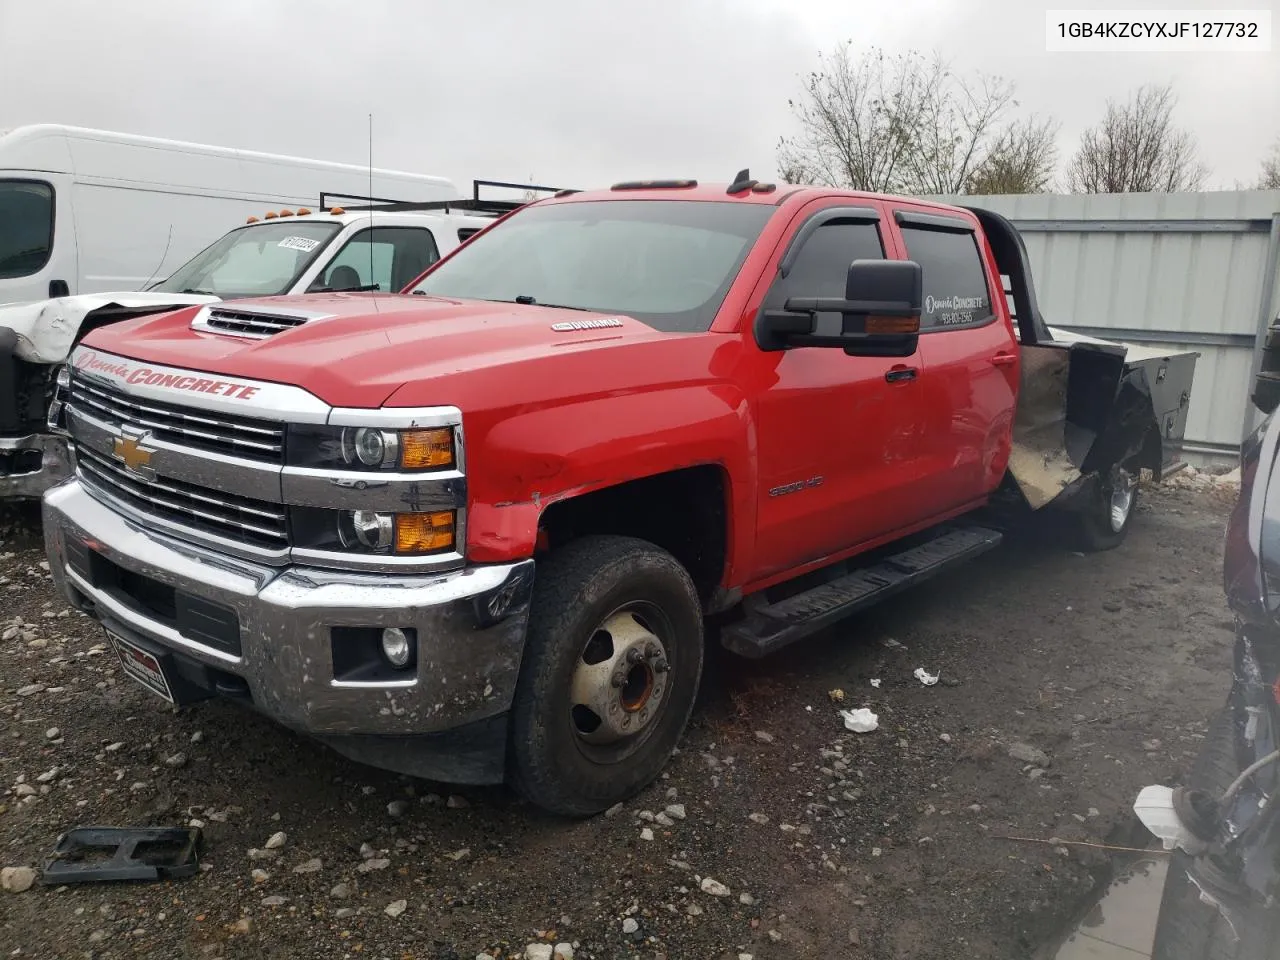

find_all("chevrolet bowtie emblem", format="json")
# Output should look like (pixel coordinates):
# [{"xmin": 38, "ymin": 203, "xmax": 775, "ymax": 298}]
[{"xmin": 112, "ymin": 433, "xmax": 155, "ymax": 474}]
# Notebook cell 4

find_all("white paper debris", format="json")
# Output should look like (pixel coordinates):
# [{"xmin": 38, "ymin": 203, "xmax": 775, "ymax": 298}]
[
  {"xmin": 914, "ymin": 667, "xmax": 939, "ymax": 686},
  {"xmin": 870, "ymin": 679, "xmax": 882, "ymax": 689},
  {"xmin": 839, "ymin": 708, "xmax": 879, "ymax": 733}
]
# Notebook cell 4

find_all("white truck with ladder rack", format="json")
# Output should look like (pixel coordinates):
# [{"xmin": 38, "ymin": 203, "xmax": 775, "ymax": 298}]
[{"xmin": 0, "ymin": 180, "xmax": 564, "ymax": 500}]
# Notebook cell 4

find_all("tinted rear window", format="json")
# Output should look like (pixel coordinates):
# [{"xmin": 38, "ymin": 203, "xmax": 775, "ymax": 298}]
[{"xmin": 900, "ymin": 225, "xmax": 994, "ymax": 331}]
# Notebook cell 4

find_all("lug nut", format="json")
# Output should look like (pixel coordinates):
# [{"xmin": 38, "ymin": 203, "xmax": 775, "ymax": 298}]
[
  {"xmin": 653, "ymin": 658, "xmax": 670, "ymax": 674},
  {"xmin": 626, "ymin": 648, "xmax": 644, "ymax": 665}
]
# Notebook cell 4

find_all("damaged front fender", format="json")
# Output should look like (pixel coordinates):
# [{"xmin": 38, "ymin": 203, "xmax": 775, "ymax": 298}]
[{"xmin": 0, "ymin": 292, "xmax": 219, "ymax": 364}]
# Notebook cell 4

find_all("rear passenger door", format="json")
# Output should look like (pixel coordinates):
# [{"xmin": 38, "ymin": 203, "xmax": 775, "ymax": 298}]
[{"xmin": 891, "ymin": 209, "xmax": 1019, "ymax": 511}]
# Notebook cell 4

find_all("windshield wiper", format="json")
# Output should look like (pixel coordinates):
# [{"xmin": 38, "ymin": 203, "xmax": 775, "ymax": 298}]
[
  {"xmin": 512, "ymin": 295, "xmax": 592, "ymax": 311},
  {"xmin": 317, "ymin": 284, "xmax": 381, "ymax": 293},
  {"xmin": 180, "ymin": 287, "xmax": 217, "ymax": 296}
]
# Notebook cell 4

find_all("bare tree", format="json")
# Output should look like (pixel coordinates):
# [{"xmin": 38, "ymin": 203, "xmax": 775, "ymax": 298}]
[
  {"xmin": 1260, "ymin": 139, "xmax": 1280, "ymax": 190},
  {"xmin": 1065, "ymin": 84, "xmax": 1208, "ymax": 193},
  {"xmin": 776, "ymin": 44, "xmax": 1032, "ymax": 195},
  {"xmin": 777, "ymin": 46, "xmax": 929, "ymax": 193},
  {"xmin": 966, "ymin": 117, "xmax": 1060, "ymax": 194},
  {"xmin": 905, "ymin": 66, "xmax": 1018, "ymax": 194},
  {"xmin": 776, "ymin": 157, "xmax": 812, "ymax": 185}
]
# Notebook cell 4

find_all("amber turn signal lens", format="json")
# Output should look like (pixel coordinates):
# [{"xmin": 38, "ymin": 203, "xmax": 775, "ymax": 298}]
[
  {"xmin": 395, "ymin": 511, "xmax": 455, "ymax": 554},
  {"xmin": 866, "ymin": 315, "xmax": 920, "ymax": 334},
  {"xmin": 399, "ymin": 428, "xmax": 454, "ymax": 469}
]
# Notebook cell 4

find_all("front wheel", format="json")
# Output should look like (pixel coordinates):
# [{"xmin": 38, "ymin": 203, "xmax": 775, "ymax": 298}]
[
  {"xmin": 508, "ymin": 535, "xmax": 704, "ymax": 817},
  {"xmin": 1073, "ymin": 465, "xmax": 1139, "ymax": 551}
]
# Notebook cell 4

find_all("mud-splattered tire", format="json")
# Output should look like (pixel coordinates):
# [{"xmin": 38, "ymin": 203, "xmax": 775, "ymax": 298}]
[
  {"xmin": 1073, "ymin": 466, "xmax": 1139, "ymax": 552},
  {"xmin": 1151, "ymin": 710, "xmax": 1280, "ymax": 960},
  {"xmin": 508, "ymin": 536, "xmax": 704, "ymax": 817}
]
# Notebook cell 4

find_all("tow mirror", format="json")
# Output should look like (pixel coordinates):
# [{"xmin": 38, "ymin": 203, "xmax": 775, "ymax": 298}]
[
  {"xmin": 757, "ymin": 259, "xmax": 922, "ymax": 357},
  {"xmin": 1254, "ymin": 318, "xmax": 1280, "ymax": 415}
]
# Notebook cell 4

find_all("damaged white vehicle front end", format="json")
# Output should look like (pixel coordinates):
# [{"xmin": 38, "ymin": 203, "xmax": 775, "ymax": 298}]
[{"xmin": 0, "ymin": 292, "xmax": 217, "ymax": 498}]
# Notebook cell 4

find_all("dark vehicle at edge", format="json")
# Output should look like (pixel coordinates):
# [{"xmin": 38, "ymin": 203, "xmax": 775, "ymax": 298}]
[{"xmin": 1150, "ymin": 322, "xmax": 1280, "ymax": 959}]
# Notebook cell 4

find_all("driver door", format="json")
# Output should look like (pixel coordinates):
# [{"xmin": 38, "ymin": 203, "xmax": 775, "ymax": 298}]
[{"xmin": 747, "ymin": 202, "xmax": 930, "ymax": 583}]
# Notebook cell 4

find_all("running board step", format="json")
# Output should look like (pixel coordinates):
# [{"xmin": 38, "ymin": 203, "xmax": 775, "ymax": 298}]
[{"xmin": 721, "ymin": 526, "xmax": 1003, "ymax": 659}]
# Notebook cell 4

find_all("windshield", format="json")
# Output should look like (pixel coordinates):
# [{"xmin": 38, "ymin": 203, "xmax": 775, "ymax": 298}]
[
  {"xmin": 151, "ymin": 220, "xmax": 342, "ymax": 298},
  {"xmin": 408, "ymin": 199, "xmax": 773, "ymax": 333},
  {"xmin": 0, "ymin": 180, "xmax": 55, "ymax": 280}
]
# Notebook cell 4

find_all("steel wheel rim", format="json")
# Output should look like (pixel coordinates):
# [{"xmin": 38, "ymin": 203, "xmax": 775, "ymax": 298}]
[
  {"xmin": 568, "ymin": 601, "xmax": 674, "ymax": 765},
  {"xmin": 1110, "ymin": 469, "xmax": 1136, "ymax": 532}
]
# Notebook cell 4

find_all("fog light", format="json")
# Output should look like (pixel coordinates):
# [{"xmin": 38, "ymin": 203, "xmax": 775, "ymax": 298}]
[
  {"xmin": 381, "ymin": 627, "xmax": 414, "ymax": 669},
  {"xmin": 338, "ymin": 510, "xmax": 394, "ymax": 551}
]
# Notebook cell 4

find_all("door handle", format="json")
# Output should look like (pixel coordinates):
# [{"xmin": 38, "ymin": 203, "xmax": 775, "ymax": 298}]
[
  {"xmin": 885, "ymin": 367, "xmax": 917, "ymax": 383},
  {"xmin": 989, "ymin": 352, "xmax": 1017, "ymax": 367}
]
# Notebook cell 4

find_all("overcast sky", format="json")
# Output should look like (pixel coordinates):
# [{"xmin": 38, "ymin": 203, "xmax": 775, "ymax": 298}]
[{"xmin": 1, "ymin": 0, "xmax": 1276, "ymax": 194}]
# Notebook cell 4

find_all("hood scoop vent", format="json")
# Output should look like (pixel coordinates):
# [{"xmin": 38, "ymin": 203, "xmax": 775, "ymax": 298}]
[{"xmin": 192, "ymin": 304, "xmax": 334, "ymax": 339}]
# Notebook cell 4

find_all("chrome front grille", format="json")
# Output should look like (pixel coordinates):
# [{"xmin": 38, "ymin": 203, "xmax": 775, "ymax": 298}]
[
  {"xmin": 76, "ymin": 444, "xmax": 287, "ymax": 549},
  {"xmin": 69, "ymin": 374, "xmax": 283, "ymax": 463},
  {"xmin": 201, "ymin": 307, "xmax": 311, "ymax": 337}
]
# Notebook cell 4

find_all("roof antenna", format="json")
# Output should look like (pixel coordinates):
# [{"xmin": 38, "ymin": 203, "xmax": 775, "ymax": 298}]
[
  {"xmin": 727, "ymin": 168, "xmax": 758, "ymax": 195},
  {"xmin": 368, "ymin": 112, "xmax": 379, "ymax": 310},
  {"xmin": 139, "ymin": 224, "xmax": 175, "ymax": 291}
]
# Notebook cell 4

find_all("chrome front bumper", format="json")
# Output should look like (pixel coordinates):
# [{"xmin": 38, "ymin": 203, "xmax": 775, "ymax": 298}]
[
  {"xmin": 44, "ymin": 480, "xmax": 535, "ymax": 742},
  {"xmin": 0, "ymin": 433, "xmax": 71, "ymax": 499}
]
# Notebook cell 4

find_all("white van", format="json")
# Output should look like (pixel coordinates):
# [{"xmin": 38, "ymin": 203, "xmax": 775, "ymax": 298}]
[{"xmin": 0, "ymin": 124, "xmax": 460, "ymax": 305}]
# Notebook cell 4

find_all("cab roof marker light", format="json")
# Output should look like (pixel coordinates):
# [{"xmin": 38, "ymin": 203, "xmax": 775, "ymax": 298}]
[
  {"xmin": 246, "ymin": 216, "xmax": 259, "ymax": 223},
  {"xmin": 610, "ymin": 179, "xmax": 698, "ymax": 190},
  {"xmin": 296, "ymin": 207, "xmax": 312, "ymax": 216},
  {"xmin": 264, "ymin": 211, "xmax": 278, "ymax": 219}
]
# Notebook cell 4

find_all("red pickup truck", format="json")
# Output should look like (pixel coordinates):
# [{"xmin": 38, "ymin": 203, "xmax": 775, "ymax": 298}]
[{"xmin": 42, "ymin": 173, "xmax": 1197, "ymax": 815}]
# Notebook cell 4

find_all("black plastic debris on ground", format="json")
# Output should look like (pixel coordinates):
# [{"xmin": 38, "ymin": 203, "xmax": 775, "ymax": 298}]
[{"xmin": 41, "ymin": 827, "xmax": 203, "ymax": 884}]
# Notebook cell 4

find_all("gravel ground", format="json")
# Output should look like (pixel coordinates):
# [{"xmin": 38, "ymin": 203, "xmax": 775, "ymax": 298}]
[{"xmin": 0, "ymin": 485, "xmax": 1236, "ymax": 959}]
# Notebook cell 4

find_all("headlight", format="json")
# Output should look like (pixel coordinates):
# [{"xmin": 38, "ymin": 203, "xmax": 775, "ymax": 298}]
[
  {"xmin": 286, "ymin": 425, "xmax": 455, "ymax": 471},
  {"xmin": 47, "ymin": 364, "xmax": 72, "ymax": 433},
  {"xmin": 291, "ymin": 506, "xmax": 456, "ymax": 556}
]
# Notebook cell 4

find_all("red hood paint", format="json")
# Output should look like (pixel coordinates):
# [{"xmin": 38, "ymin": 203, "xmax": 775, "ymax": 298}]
[{"xmin": 79, "ymin": 292, "xmax": 665, "ymax": 408}]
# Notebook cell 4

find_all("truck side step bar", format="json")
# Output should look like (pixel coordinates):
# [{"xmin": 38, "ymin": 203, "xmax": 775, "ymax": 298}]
[{"xmin": 721, "ymin": 526, "xmax": 1003, "ymax": 659}]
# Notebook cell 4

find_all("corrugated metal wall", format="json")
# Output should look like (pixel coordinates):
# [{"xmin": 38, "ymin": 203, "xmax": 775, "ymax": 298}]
[{"xmin": 929, "ymin": 190, "xmax": 1280, "ymax": 464}]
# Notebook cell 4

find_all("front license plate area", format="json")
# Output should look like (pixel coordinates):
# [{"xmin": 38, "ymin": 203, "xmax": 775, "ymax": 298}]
[{"xmin": 107, "ymin": 629, "xmax": 175, "ymax": 704}]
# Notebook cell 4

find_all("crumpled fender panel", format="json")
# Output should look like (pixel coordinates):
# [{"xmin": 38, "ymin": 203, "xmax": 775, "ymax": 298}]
[{"xmin": 0, "ymin": 292, "xmax": 219, "ymax": 364}]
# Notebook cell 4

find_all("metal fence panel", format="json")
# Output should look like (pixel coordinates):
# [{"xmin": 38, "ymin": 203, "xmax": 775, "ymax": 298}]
[{"xmin": 928, "ymin": 190, "xmax": 1280, "ymax": 463}]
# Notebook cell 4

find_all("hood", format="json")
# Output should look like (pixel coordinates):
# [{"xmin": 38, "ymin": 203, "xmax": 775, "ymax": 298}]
[
  {"xmin": 79, "ymin": 292, "xmax": 666, "ymax": 408},
  {"xmin": 0, "ymin": 292, "xmax": 221, "ymax": 364}
]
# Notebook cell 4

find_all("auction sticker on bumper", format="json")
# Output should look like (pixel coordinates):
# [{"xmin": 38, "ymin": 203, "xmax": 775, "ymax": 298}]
[{"xmin": 107, "ymin": 630, "xmax": 174, "ymax": 703}]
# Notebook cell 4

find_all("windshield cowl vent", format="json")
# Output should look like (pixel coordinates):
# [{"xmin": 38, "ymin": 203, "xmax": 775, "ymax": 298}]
[{"xmin": 191, "ymin": 305, "xmax": 334, "ymax": 339}]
